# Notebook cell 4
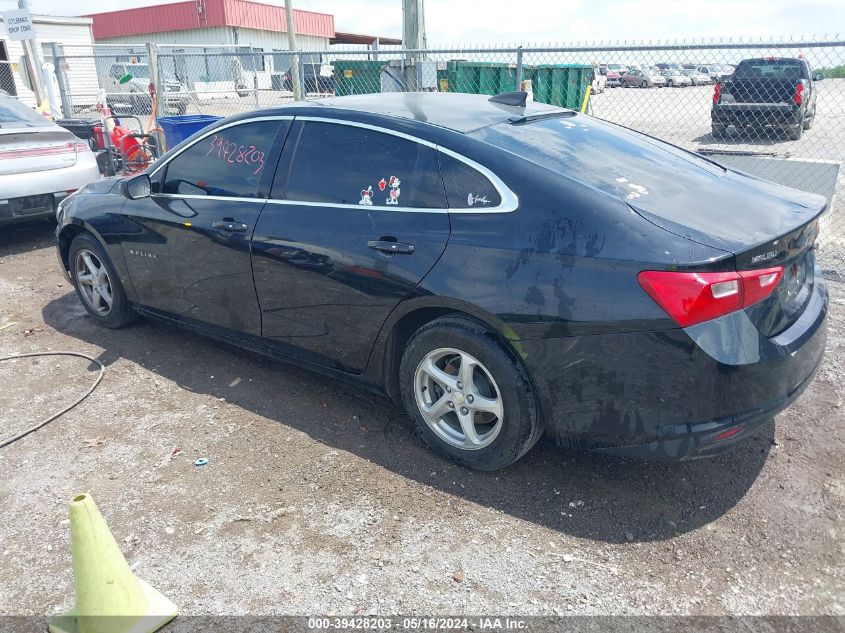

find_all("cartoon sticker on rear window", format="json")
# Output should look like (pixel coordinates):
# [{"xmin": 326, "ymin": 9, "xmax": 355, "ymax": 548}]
[
  {"xmin": 359, "ymin": 185, "xmax": 373, "ymax": 206},
  {"xmin": 467, "ymin": 193, "xmax": 490, "ymax": 206},
  {"xmin": 386, "ymin": 176, "xmax": 401, "ymax": 205}
]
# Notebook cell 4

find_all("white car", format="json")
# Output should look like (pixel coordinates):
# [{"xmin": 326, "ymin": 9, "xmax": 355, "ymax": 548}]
[
  {"xmin": 683, "ymin": 69, "xmax": 712, "ymax": 85},
  {"xmin": 0, "ymin": 94, "xmax": 100, "ymax": 226}
]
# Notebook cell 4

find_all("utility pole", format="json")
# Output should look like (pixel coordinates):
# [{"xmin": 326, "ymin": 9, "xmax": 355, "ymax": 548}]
[
  {"xmin": 402, "ymin": 0, "xmax": 426, "ymax": 91},
  {"xmin": 17, "ymin": 0, "xmax": 46, "ymax": 106},
  {"xmin": 285, "ymin": 0, "xmax": 302, "ymax": 101}
]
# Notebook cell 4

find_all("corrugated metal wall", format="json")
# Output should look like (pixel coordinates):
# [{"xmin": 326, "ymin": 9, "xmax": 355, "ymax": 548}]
[{"xmin": 90, "ymin": 0, "xmax": 334, "ymax": 40}]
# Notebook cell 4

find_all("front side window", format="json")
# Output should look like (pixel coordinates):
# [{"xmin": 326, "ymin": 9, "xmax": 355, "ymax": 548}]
[
  {"xmin": 438, "ymin": 152, "xmax": 501, "ymax": 209},
  {"xmin": 162, "ymin": 120, "xmax": 284, "ymax": 198},
  {"xmin": 281, "ymin": 122, "xmax": 446, "ymax": 208}
]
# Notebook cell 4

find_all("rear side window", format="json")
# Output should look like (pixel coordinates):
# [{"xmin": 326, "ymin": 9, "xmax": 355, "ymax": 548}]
[
  {"xmin": 438, "ymin": 152, "xmax": 501, "ymax": 209},
  {"xmin": 280, "ymin": 122, "xmax": 446, "ymax": 208},
  {"xmin": 0, "ymin": 96, "xmax": 52, "ymax": 127},
  {"xmin": 162, "ymin": 120, "xmax": 284, "ymax": 198}
]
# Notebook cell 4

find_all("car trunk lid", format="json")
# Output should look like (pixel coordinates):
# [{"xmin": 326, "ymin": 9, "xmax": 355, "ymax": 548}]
[
  {"xmin": 0, "ymin": 128, "xmax": 82, "ymax": 175},
  {"xmin": 628, "ymin": 172, "xmax": 824, "ymax": 337},
  {"xmin": 470, "ymin": 114, "xmax": 825, "ymax": 336}
]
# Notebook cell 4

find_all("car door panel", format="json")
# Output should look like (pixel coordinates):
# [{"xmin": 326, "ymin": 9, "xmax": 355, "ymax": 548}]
[
  {"xmin": 120, "ymin": 118, "xmax": 289, "ymax": 335},
  {"xmin": 251, "ymin": 119, "xmax": 451, "ymax": 374},
  {"xmin": 121, "ymin": 195, "xmax": 266, "ymax": 334}
]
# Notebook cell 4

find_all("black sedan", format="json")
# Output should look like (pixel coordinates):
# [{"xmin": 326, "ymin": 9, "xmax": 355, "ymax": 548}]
[{"xmin": 55, "ymin": 92, "xmax": 828, "ymax": 470}]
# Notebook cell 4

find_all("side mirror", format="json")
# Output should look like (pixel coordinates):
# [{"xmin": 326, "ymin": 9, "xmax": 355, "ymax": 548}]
[
  {"xmin": 123, "ymin": 173, "xmax": 151, "ymax": 200},
  {"xmin": 812, "ymin": 71, "xmax": 824, "ymax": 81}
]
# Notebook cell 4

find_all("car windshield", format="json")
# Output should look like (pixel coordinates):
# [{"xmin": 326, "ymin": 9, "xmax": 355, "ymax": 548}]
[
  {"xmin": 470, "ymin": 116, "xmax": 724, "ymax": 203},
  {"xmin": 0, "ymin": 96, "xmax": 53, "ymax": 127},
  {"xmin": 733, "ymin": 59, "xmax": 805, "ymax": 80}
]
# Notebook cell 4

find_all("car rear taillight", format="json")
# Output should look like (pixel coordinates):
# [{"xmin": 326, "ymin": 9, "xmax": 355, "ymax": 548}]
[
  {"xmin": 793, "ymin": 82, "xmax": 804, "ymax": 105},
  {"xmin": 712, "ymin": 81, "xmax": 721, "ymax": 103},
  {"xmin": 72, "ymin": 141, "xmax": 89, "ymax": 153},
  {"xmin": 637, "ymin": 267, "xmax": 784, "ymax": 327}
]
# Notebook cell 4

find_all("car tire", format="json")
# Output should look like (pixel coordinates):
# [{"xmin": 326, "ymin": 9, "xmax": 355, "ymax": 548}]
[
  {"xmin": 641, "ymin": 80, "xmax": 647, "ymax": 88},
  {"xmin": 399, "ymin": 316, "xmax": 543, "ymax": 471},
  {"xmin": 712, "ymin": 124, "xmax": 727, "ymax": 138},
  {"xmin": 787, "ymin": 119, "xmax": 803, "ymax": 140},
  {"xmin": 803, "ymin": 106, "xmax": 815, "ymax": 130},
  {"xmin": 69, "ymin": 233, "xmax": 136, "ymax": 329}
]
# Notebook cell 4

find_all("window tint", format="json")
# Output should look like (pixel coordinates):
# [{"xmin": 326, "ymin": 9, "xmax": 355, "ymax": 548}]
[
  {"xmin": 162, "ymin": 120, "xmax": 283, "ymax": 198},
  {"xmin": 438, "ymin": 152, "xmax": 501, "ymax": 209},
  {"xmin": 281, "ymin": 122, "xmax": 446, "ymax": 208}
]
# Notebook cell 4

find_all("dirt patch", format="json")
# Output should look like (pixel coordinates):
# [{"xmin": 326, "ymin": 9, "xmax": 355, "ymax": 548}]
[{"xmin": 1, "ymin": 220, "xmax": 843, "ymax": 616}]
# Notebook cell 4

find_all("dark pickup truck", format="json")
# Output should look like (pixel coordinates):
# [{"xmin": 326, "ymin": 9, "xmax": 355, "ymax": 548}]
[{"xmin": 711, "ymin": 57, "xmax": 822, "ymax": 140}]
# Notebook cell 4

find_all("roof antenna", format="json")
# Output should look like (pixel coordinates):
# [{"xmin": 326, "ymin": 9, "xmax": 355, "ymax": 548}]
[{"xmin": 488, "ymin": 91, "xmax": 527, "ymax": 107}]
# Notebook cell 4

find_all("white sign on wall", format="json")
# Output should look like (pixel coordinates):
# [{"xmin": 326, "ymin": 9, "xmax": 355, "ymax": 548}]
[{"xmin": 2, "ymin": 8, "xmax": 36, "ymax": 41}]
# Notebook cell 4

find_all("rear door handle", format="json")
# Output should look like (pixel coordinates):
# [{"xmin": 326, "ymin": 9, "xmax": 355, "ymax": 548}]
[
  {"xmin": 212, "ymin": 219, "xmax": 249, "ymax": 233},
  {"xmin": 367, "ymin": 240, "xmax": 415, "ymax": 255}
]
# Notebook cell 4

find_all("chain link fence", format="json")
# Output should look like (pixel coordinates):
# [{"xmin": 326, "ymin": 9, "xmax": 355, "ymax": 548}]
[{"xmin": 46, "ymin": 37, "xmax": 845, "ymax": 274}]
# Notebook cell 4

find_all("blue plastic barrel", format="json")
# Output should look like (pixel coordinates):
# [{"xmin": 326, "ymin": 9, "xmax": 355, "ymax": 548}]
[{"xmin": 157, "ymin": 115, "xmax": 222, "ymax": 150}]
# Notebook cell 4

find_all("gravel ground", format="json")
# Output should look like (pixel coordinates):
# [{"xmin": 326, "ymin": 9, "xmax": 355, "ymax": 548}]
[{"xmin": 0, "ymin": 220, "xmax": 843, "ymax": 618}]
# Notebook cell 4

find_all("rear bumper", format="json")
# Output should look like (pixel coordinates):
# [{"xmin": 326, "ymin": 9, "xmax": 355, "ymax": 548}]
[
  {"xmin": 0, "ymin": 157, "xmax": 100, "ymax": 226},
  {"xmin": 712, "ymin": 104, "xmax": 802, "ymax": 127},
  {"xmin": 520, "ymin": 267, "xmax": 828, "ymax": 460}
]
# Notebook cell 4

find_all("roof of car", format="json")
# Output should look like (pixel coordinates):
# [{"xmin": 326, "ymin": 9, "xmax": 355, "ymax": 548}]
[{"xmin": 276, "ymin": 92, "xmax": 567, "ymax": 134}]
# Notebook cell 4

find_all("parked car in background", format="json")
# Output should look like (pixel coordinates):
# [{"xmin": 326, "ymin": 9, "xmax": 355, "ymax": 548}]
[
  {"xmin": 697, "ymin": 65, "xmax": 724, "ymax": 82},
  {"xmin": 711, "ymin": 56, "xmax": 820, "ymax": 140},
  {"xmin": 55, "ymin": 92, "xmax": 829, "ymax": 469},
  {"xmin": 621, "ymin": 69, "xmax": 666, "ymax": 88},
  {"xmin": 601, "ymin": 67, "xmax": 622, "ymax": 88},
  {"xmin": 0, "ymin": 93, "xmax": 100, "ymax": 226},
  {"xmin": 683, "ymin": 68, "xmax": 712, "ymax": 85},
  {"xmin": 661, "ymin": 69, "xmax": 692, "ymax": 87},
  {"xmin": 104, "ymin": 63, "xmax": 187, "ymax": 116},
  {"xmin": 606, "ymin": 63, "xmax": 629, "ymax": 75}
]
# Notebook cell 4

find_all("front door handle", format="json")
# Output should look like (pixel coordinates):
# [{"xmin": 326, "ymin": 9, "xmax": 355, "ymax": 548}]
[
  {"xmin": 367, "ymin": 240, "xmax": 415, "ymax": 255},
  {"xmin": 212, "ymin": 219, "xmax": 249, "ymax": 233}
]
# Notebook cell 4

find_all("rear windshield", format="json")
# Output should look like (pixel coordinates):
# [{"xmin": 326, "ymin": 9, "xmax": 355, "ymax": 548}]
[
  {"xmin": 733, "ymin": 59, "xmax": 806, "ymax": 80},
  {"xmin": 470, "ymin": 115, "xmax": 723, "ymax": 202},
  {"xmin": 0, "ymin": 97, "xmax": 52, "ymax": 127}
]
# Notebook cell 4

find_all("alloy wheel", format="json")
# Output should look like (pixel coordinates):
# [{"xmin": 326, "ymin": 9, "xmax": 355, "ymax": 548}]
[
  {"xmin": 75, "ymin": 249, "xmax": 113, "ymax": 315},
  {"xmin": 414, "ymin": 347, "xmax": 504, "ymax": 450}
]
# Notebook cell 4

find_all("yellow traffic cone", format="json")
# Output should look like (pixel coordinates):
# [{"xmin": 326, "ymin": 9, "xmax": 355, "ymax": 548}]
[{"xmin": 49, "ymin": 494, "xmax": 178, "ymax": 633}]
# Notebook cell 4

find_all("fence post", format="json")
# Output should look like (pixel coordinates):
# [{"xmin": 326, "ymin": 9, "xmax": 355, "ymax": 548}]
[
  {"xmin": 51, "ymin": 42, "xmax": 72, "ymax": 118},
  {"xmin": 515, "ymin": 46, "xmax": 524, "ymax": 91},
  {"xmin": 298, "ymin": 55, "xmax": 306, "ymax": 100},
  {"xmin": 253, "ymin": 51, "xmax": 260, "ymax": 110},
  {"xmin": 146, "ymin": 43, "xmax": 163, "ymax": 119}
]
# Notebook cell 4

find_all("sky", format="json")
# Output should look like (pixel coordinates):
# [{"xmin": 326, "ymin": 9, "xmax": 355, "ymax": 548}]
[{"xmin": 3, "ymin": 0, "xmax": 843, "ymax": 45}]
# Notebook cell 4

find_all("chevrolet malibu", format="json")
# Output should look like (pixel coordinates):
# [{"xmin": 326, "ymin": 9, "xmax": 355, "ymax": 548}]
[{"xmin": 55, "ymin": 92, "xmax": 828, "ymax": 470}]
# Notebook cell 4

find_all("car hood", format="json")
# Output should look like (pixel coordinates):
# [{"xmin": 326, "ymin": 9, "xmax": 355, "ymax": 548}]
[{"xmin": 80, "ymin": 176, "xmax": 122, "ymax": 194}]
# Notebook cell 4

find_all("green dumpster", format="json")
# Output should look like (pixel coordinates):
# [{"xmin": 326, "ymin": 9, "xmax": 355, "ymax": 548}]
[
  {"xmin": 441, "ymin": 61, "xmax": 518, "ymax": 96},
  {"xmin": 333, "ymin": 60, "xmax": 384, "ymax": 96},
  {"xmin": 530, "ymin": 64, "xmax": 592, "ymax": 109}
]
